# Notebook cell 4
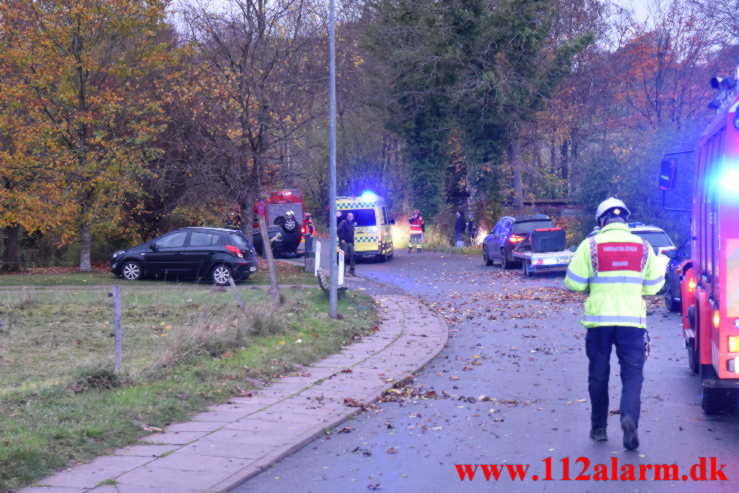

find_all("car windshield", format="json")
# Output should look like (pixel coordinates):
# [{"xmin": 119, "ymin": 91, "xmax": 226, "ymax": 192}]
[
  {"xmin": 512, "ymin": 220, "xmax": 554, "ymax": 234},
  {"xmin": 339, "ymin": 209, "xmax": 376, "ymax": 227},
  {"xmin": 633, "ymin": 231, "xmax": 673, "ymax": 252}
]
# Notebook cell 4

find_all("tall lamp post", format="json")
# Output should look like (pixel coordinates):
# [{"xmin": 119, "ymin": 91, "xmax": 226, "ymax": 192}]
[{"xmin": 328, "ymin": 0, "xmax": 338, "ymax": 318}]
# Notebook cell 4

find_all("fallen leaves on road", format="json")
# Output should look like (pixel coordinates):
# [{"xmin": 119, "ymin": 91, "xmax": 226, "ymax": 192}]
[
  {"xmin": 343, "ymin": 398, "xmax": 379, "ymax": 411},
  {"xmin": 351, "ymin": 446, "xmax": 372, "ymax": 456}
]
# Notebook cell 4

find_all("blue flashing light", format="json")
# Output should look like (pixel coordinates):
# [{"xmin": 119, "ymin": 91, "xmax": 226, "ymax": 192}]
[
  {"xmin": 720, "ymin": 166, "xmax": 739, "ymax": 194},
  {"xmin": 359, "ymin": 190, "xmax": 378, "ymax": 201},
  {"xmin": 628, "ymin": 222, "xmax": 645, "ymax": 228}
]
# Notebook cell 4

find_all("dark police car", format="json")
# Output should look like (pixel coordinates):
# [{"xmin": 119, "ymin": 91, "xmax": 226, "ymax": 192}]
[
  {"xmin": 483, "ymin": 214, "xmax": 555, "ymax": 268},
  {"xmin": 111, "ymin": 227, "xmax": 258, "ymax": 285}
]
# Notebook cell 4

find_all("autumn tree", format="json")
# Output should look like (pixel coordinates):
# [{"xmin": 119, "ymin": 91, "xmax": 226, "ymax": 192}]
[
  {"xmin": 0, "ymin": 0, "xmax": 173, "ymax": 270},
  {"xmin": 182, "ymin": 0, "xmax": 324, "ymax": 239},
  {"xmin": 0, "ymin": 63, "xmax": 66, "ymax": 270}
]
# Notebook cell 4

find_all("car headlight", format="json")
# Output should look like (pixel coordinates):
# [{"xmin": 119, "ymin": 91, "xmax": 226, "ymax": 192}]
[{"xmin": 112, "ymin": 251, "xmax": 124, "ymax": 259}]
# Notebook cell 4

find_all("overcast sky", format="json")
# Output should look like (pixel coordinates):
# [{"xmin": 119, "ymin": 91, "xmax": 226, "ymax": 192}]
[{"xmin": 614, "ymin": 0, "xmax": 651, "ymax": 22}]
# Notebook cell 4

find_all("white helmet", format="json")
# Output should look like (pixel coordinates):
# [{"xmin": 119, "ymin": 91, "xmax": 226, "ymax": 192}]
[{"xmin": 595, "ymin": 197, "xmax": 630, "ymax": 222}]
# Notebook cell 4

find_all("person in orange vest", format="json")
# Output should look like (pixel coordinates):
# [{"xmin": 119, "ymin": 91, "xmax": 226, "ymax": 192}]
[
  {"xmin": 303, "ymin": 212, "xmax": 315, "ymax": 253},
  {"xmin": 408, "ymin": 209, "xmax": 424, "ymax": 253}
]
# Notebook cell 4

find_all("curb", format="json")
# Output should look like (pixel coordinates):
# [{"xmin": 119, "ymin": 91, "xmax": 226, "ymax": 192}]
[
  {"xmin": 215, "ymin": 293, "xmax": 448, "ymax": 492},
  {"xmin": 19, "ymin": 289, "xmax": 447, "ymax": 493}
]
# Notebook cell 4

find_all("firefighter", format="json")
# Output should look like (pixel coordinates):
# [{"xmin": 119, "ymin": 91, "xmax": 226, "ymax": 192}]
[
  {"xmin": 303, "ymin": 213, "xmax": 315, "ymax": 236},
  {"xmin": 303, "ymin": 212, "xmax": 315, "ymax": 253},
  {"xmin": 564, "ymin": 197, "xmax": 664, "ymax": 451},
  {"xmin": 408, "ymin": 209, "xmax": 424, "ymax": 253}
]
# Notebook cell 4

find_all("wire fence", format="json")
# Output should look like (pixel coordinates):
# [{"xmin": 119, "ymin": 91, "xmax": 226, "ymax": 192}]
[{"xmin": 0, "ymin": 283, "xmax": 262, "ymax": 396}]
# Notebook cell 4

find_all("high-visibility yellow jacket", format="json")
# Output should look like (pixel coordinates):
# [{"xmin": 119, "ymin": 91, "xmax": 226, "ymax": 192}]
[{"xmin": 564, "ymin": 222, "xmax": 665, "ymax": 328}]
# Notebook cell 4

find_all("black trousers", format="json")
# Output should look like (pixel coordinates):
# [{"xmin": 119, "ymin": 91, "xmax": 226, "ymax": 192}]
[
  {"xmin": 585, "ymin": 325, "xmax": 647, "ymax": 430},
  {"xmin": 340, "ymin": 241, "xmax": 355, "ymax": 272}
]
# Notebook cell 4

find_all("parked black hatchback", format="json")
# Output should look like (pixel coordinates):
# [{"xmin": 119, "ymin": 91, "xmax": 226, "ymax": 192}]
[
  {"xmin": 111, "ymin": 227, "xmax": 258, "ymax": 285},
  {"xmin": 482, "ymin": 214, "xmax": 555, "ymax": 268}
]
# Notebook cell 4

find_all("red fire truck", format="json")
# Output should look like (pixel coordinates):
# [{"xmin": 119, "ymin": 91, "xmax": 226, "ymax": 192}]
[{"xmin": 660, "ymin": 69, "xmax": 739, "ymax": 414}]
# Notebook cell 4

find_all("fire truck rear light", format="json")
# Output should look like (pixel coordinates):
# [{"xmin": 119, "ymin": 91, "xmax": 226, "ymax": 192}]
[
  {"xmin": 713, "ymin": 311, "xmax": 720, "ymax": 329},
  {"xmin": 688, "ymin": 279, "xmax": 697, "ymax": 293},
  {"xmin": 729, "ymin": 337, "xmax": 739, "ymax": 353}
]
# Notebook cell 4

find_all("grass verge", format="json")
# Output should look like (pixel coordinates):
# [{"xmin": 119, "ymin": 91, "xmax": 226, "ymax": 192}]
[
  {"xmin": 0, "ymin": 258, "xmax": 314, "ymax": 287},
  {"xmin": 390, "ymin": 224, "xmax": 480, "ymax": 256},
  {"xmin": 0, "ymin": 285, "xmax": 377, "ymax": 492}
]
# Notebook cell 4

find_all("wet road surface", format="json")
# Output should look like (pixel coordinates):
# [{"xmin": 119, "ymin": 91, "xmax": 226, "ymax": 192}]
[{"xmin": 233, "ymin": 250, "xmax": 739, "ymax": 492}]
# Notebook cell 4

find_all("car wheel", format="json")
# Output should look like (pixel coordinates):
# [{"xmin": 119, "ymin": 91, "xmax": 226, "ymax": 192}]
[
  {"xmin": 501, "ymin": 249, "xmax": 510, "ymax": 269},
  {"xmin": 522, "ymin": 260, "xmax": 532, "ymax": 277},
  {"xmin": 664, "ymin": 278, "xmax": 680, "ymax": 312},
  {"xmin": 483, "ymin": 248, "xmax": 493, "ymax": 266},
  {"xmin": 121, "ymin": 261, "xmax": 142, "ymax": 281},
  {"xmin": 278, "ymin": 216, "xmax": 297, "ymax": 233},
  {"xmin": 686, "ymin": 338, "xmax": 698, "ymax": 375},
  {"xmin": 211, "ymin": 264, "xmax": 233, "ymax": 286}
]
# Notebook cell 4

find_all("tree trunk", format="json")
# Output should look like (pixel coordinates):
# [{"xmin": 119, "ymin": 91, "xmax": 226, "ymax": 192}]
[
  {"xmin": 80, "ymin": 222, "xmax": 92, "ymax": 271},
  {"xmin": 1, "ymin": 224, "xmax": 22, "ymax": 272},
  {"xmin": 258, "ymin": 215, "xmax": 281, "ymax": 305},
  {"xmin": 509, "ymin": 138, "xmax": 524, "ymax": 210},
  {"xmin": 560, "ymin": 138, "xmax": 569, "ymax": 181},
  {"xmin": 240, "ymin": 193, "xmax": 255, "ymax": 245}
]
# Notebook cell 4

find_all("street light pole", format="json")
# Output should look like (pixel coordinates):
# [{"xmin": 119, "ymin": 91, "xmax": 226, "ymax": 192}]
[{"xmin": 328, "ymin": 0, "xmax": 338, "ymax": 318}]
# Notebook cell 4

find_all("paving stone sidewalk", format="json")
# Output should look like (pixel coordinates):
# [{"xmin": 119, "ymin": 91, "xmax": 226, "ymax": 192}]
[{"xmin": 18, "ymin": 292, "xmax": 447, "ymax": 493}]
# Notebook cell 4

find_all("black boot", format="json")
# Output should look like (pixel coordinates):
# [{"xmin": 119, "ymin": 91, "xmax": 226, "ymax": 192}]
[
  {"xmin": 589, "ymin": 428, "xmax": 607, "ymax": 441},
  {"xmin": 621, "ymin": 416, "xmax": 639, "ymax": 450}
]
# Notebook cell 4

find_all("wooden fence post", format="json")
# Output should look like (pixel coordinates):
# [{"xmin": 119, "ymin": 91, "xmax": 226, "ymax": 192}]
[{"xmin": 112, "ymin": 286, "xmax": 122, "ymax": 373}]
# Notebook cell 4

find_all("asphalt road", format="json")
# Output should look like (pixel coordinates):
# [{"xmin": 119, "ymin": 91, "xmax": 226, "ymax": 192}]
[{"xmin": 232, "ymin": 249, "xmax": 739, "ymax": 493}]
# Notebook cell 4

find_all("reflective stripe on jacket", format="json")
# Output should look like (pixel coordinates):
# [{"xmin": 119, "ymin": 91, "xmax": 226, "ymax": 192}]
[
  {"xmin": 564, "ymin": 222, "xmax": 665, "ymax": 329},
  {"xmin": 410, "ymin": 216, "xmax": 424, "ymax": 234}
]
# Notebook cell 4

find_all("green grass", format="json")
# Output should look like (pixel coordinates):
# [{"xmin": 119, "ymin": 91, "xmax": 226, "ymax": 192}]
[
  {"xmin": 0, "ymin": 285, "xmax": 377, "ymax": 492},
  {"xmin": 0, "ymin": 260, "xmax": 315, "ymax": 287},
  {"xmin": 390, "ymin": 224, "xmax": 480, "ymax": 255}
]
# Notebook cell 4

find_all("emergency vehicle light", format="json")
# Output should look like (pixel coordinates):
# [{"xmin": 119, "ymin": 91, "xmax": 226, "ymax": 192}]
[
  {"xmin": 360, "ymin": 190, "xmax": 377, "ymax": 201},
  {"xmin": 729, "ymin": 336, "xmax": 739, "ymax": 353},
  {"xmin": 688, "ymin": 279, "xmax": 697, "ymax": 293},
  {"xmin": 719, "ymin": 166, "xmax": 739, "ymax": 194},
  {"xmin": 713, "ymin": 310, "xmax": 720, "ymax": 329}
]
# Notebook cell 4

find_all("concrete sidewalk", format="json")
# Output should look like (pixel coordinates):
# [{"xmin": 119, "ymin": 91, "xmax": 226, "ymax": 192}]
[{"xmin": 18, "ymin": 292, "xmax": 447, "ymax": 493}]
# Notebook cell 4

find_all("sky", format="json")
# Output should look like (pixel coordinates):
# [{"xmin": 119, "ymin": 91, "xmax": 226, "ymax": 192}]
[{"xmin": 614, "ymin": 0, "xmax": 651, "ymax": 22}]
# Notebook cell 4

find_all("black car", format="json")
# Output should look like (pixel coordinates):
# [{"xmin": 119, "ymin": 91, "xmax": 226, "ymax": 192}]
[
  {"xmin": 664, "ymin": 241, "xmax": 691, "ymax": 312},
  {"xmin": 111, "ymin": 227, "xmax": 258, "ymax": 285},
  {"xmin": 482, "ymin": 214, "xmax": 555, "ymax": 268},
  {"xmin": 252, "ymin": 211, "xmax": 302, "ymax": 258}
]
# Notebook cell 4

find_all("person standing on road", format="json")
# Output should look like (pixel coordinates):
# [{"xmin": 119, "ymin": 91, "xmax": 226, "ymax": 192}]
[
  {"xmin": 303, "ymin": 212, "xmax": 315, "ymax": 253},
  {"xmin": 455, "ymin": 210, "xmax": 466, "ymax": 248},
  {"xmin": 564, "ymin": 197, "xmax": 664, "ymax": 451},
  {"xmin": 408, "ymin": 209, "xmax": 424, "ymax": 253},
  {"xmin": 467, "ymin": 218, "xmax": 476, "ymax": 246},
  {"xmin": 338, "ymin": 212, "xmax": 356, "ymax": 276}
]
